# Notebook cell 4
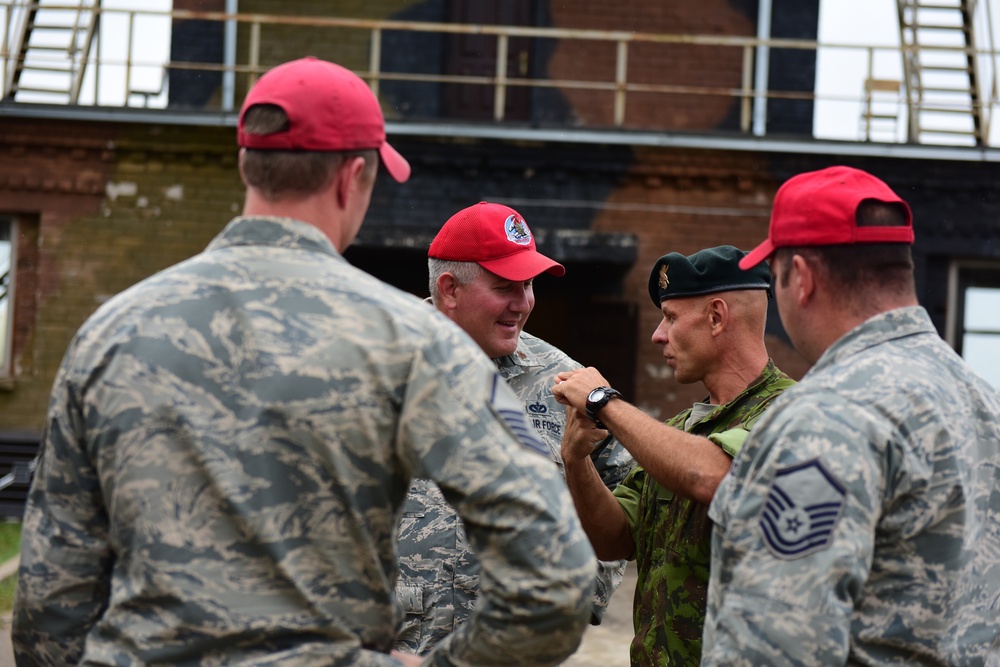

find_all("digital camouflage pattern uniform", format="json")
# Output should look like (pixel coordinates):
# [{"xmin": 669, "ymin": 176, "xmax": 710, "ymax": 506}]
[
  {"xmin": 13, "ymin": 216, "xmax": 597, "ymax": 667},
  {"xmin": 703, "ymin": 307, "xmax": 1000, "ymax": 666},
  {"xmin": 395, "ymin": 331, "xmax": 633, "ymax": 653},
  {"xmin": 613, "ymin": 360, "xmax": 794, "ymax": 667}
]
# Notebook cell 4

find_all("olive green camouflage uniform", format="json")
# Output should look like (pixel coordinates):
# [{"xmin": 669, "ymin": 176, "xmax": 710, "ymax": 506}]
[
  {"xmin": 702, "ymin": 307, "xmax": 1000, "ymax": 666},
  {"xmin": 613, "ymin": 360, "xmax": 794, "ymax": 666},
  {"xmin": 395, "ymin": 332, "xmax": 634, "ymax": 653},
  {"xmin": 12, "ymin": 216, "xmax": 597, "ymax": 667}
]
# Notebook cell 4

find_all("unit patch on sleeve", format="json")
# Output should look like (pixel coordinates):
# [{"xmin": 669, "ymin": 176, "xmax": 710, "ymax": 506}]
[{"xmin": 758, "ymin": 458, "xmax": 846, "ymax": 560}]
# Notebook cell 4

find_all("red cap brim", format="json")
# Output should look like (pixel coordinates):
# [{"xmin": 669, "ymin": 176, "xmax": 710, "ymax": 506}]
[
  {"xmin": 379, "ymin": 141, "xmax": 410, "ymax": 183},
  {"xmin": 480, "ymin": 251, "xmax": 566, "ymax": 281},
  {"xmin": 738, "ymin": 239, "xmax": 775, "ymax": 270}
]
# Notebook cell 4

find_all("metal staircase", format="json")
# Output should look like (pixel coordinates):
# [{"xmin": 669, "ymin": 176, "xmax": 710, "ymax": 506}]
[
  {"xmin": 3, "ymin": 0, "xmax": 101, "ymax": 103},
  {"xmin": 897, "ymin": 0, "xmax": 991, "ymax": 146}
]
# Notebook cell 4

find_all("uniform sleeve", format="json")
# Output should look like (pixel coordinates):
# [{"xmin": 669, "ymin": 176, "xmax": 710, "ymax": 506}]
[
  {"xmin": 701, "ymin": 395, "xmax": 889, "ymax": 667},
  {"xmin": 586, "ymin": 436, "xmax": 631, "ymax": 623},
  {"xmin": 706, "ymin": 427, "xmax": 750, "ymax": 458},
  {"xmin": 397, "ymin": 331, "xmax": 596, "ymax": 667},
  {"xmin": 612, "ymin": 464, "xmax": 645, "ymax": 553},
  {"xmin": 393, "ymin": 480, "xmax": 469, "ymax": 654},
  {"xmin": 13, "ymin": 357, "xmax": 114, "ymax": 666},
  {"xmin": 591, "ymin": 435, "xmax": 634, "ymax": 490}
]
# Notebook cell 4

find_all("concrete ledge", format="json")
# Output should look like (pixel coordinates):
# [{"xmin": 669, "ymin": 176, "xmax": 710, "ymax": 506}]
[{"xmin": 0, "ymin": 557, "xmax": 18, "ymax": 582}]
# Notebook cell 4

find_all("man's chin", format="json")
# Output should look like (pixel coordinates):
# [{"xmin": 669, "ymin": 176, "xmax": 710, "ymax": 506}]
[{"xmin": 488, "ymin": 337, "xmax": 520, "ymax": 359}]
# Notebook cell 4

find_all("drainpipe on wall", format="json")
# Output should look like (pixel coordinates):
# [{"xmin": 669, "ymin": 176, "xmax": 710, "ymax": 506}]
[
  {"xmin": 753, "ymin": 0, "xmax": 772, "ymax": 137},
  {"xmin": 223, "ymin": 0, "xmax": 238, "ymax": 111}
]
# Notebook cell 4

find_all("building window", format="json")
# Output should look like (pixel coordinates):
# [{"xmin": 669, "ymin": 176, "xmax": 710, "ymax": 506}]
[
  {"xmin": 0, "ymin": 216, "xmax": 14, "ymax": 378},
  {"xmin": 948, "ymin": 261, "xmax": 1000, "ymax": 389}
]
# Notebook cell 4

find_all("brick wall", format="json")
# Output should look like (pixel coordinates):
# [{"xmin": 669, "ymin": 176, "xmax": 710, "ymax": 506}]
[
  {"xmin": 5, "ymin": 111, "xmax": 1000, "ymax": 430},
  {"xmin": 547, "ymin": 0, "xmax": 755, "ymax": 131},
  {"xmin": 4, "ymin": 0, "xmax": 997, "ymax": 431},
  {"xmin": 0, "ymin": 121, "xmax": 116, "ymax": 426},
  {"xmin": 0, "ymin": 119, "xmax": 243, "ymax": 430},
  {"xmin": 232, "ymin": 0, "xmax": 414, "ymax": 105},
  {"xmin": 0, "ymin": 113, "xmax": 792, "ymax": 431}
]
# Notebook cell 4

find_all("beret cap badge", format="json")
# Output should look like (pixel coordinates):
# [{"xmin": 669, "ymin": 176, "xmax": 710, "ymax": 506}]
[{"xmin": 658, "ymin": 264, "xmax": 669, "ymax": 289}]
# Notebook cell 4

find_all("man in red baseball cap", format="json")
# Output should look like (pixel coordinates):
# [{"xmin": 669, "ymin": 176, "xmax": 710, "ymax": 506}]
[
  {"xmin": 701, "ymin": 166, "xmax": 1000, "ymax": 665},
  {"xmin": 427, "ymin": 201, "xmax": 564, "ymax": 357},
  {"xmin": 237, "ymin": 56, "xmax": 410, "ymax": 252},
  {"xmin": 239, "ymin": 56, "xmax": 410, "ymax": 185},
  {"xmin": 393, "ymin": 201, "xmax": 634, "ymax": 654},
  {"xmin": 14, "ymin": 60, "xmax": 601, "ymax": 667}
]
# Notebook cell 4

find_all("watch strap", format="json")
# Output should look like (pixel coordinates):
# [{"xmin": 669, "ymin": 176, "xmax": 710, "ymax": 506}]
[{"xmin": 586, "ymin": 387, "xmax": 622, "ymax": 429}]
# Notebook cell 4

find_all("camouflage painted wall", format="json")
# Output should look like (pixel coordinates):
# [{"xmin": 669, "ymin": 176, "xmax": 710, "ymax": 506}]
[
  {"xmin": 5, "ymin": 115, "xmax": 1000, "ymax": 436},
  {"xmin": 5, "ymin": 0, "xmax": 1000, "ymax": 436}
]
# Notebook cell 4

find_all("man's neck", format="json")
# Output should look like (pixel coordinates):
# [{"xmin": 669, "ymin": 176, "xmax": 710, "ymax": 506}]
[
  {"xmin": 703, "ymin": 351, "xmax": 770, "ymax": 405},
  {"xmin": 242, "ymin": 189, "xmax": 347, "ymax": 251}
]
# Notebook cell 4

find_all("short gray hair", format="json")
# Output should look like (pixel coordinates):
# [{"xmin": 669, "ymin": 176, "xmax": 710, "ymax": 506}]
[{"xmin": 428, "ymin": 258, "xmax": 484, "ymax": 304}]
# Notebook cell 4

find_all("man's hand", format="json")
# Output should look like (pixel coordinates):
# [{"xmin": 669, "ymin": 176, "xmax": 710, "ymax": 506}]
[
  {"xmin": 553, "ymin": 366, "xmax": 612, "ymax": 412},
  {"xmin": 391, "ymin": 650, "xmax": 424, "ymax": 666},
  {"xmin": 562, "ymin": 405, "xmax": 610, "ymax": 463}
]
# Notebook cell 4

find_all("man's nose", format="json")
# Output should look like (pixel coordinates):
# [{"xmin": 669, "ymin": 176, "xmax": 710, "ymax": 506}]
[
  {"xmin": 509, "ymin": 287, "xmax": 531, "ymax": 312},
  {"xmin": 651, "ymin": 319, "xmax": 668, "ymax": 345}
]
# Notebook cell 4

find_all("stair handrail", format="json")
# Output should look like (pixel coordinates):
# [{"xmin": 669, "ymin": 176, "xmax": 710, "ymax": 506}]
[
  {"xmin": 963, "ymin": 0, "xmax": 986, "ymax": 145},
  {"xmin": 67, "ymin": 0, "xmax": 99, "ymax": 104},
  {"xmin": 2, "ymin": 0, "xmax": 35, "ymax": 99},
  {"xmin": 977, "ymin": 0, "xmax": 999, "ymax": 143},
  {"xmin": 0, "ymin": 2, "xmax": 12, "ymax": 96},
  {"xmin": 897, "ymin": 0, "xmax": 920, "ymax": 143}
]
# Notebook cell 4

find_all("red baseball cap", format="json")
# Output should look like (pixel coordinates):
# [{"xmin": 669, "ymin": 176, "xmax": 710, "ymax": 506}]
[
  {"xmin": 740, "ymin": 166, "xmax": 914, "ymax": 269},
  {"xmin": 237, "ymin": 57, "xmax": 410, "ymax": 183},
  {"xmin": 428, "ymin": 202, "xmax": 566, "ymax": 281}
]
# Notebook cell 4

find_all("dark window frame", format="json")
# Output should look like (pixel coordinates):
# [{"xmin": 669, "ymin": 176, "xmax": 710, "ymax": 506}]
[
  {"xmin": 0, "ymin": 215, "xmax": 15, "ymax": 380},
  {"xmin": 947, "ymin": 260, "xmax": 1000, "ymax": 389}
]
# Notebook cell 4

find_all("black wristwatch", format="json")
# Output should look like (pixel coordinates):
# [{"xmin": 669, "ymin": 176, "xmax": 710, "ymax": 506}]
[{"xmin": 586, "ymin": 386, "xmax": 622, "ymax": 430}]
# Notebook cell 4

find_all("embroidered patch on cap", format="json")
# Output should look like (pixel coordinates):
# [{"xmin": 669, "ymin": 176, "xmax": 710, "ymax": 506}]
[
  {"xmin": 490, "ymin": 374, "xmax": 548, "ymax": 456},
  {"xmin": 759, "ymin": 458, "xmax": 846, "ymax": 560},
  {"xmin": 504, "ymin": 214, "xmax": 532, "ymax": 245}
]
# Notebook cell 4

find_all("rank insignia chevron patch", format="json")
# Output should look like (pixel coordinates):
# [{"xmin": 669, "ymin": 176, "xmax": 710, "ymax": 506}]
[
  {"xmin": 759, "ymin": 458, "xmax": 846, "ymax": 560},
  {"xmin": 490, "ymin": 374, "xmax": 548, "ymax": 457}
]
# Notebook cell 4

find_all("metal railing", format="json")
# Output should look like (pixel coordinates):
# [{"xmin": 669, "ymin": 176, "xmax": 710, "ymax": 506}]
[
  {"xmin": 2, "ymin": 1, "xmax": 1000, "ymax": 145},
  {"xmin": 0, "ymin": 457, "xmax": 34, "ymax": 493}
]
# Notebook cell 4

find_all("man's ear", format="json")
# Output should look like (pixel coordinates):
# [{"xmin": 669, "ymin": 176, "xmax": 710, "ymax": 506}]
[
  {"xmin": 335, "ymin": 156, "xmax": 368, "ymax": 208},
  {"xmin": 791, "ymin": 254, "xmax": 816, "ymax": 306},
  {"xmin": 436, "ymin": 273, "xmax": 461, "ymax": 311},
  {"xmin": 707, "ymin": 297, "xmax": 728, "ymax": 337},
  {"xmin": 237, "ymin": 148, "xmax": 248, "ymax": 185}
]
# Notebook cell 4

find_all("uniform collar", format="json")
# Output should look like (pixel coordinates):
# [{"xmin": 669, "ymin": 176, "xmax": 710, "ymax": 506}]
[
  {"xmin": 206, "ymin": 216, "xmax": 342, "ymax": 259},
  {"xmin": 808, "ymin": 306, "xmax": 934, "ymax": 378},
  {"xmin": 494, "ymin": 333, "xmax": 542, "ymax": 375}
]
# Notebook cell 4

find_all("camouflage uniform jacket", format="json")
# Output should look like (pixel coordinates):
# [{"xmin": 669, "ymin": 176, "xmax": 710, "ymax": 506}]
[
  {"xmin": 12, "ymin": 216, "xmax": 597, "ymax": 667},
  {"xmin": 394, "ymin": 331, "xmax": 634, "ymax": 653},
  {"xmin": 702, "ymin": 307, "xmax": 1000, "ymax": 666},
  {"xmin": 613, "ymin": 360, "xmax": 794, "ymax": 667}
]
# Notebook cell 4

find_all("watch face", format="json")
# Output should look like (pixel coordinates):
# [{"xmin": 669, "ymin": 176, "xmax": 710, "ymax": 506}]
[{"xmin": 588, "ymin": 387, "xmax": 607, "ymax": 402}]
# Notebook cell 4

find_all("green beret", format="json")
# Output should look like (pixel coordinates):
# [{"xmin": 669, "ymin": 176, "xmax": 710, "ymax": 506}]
[{"xmin": 647, "ymin": 245, "xmax": 771, "ymax": 306}]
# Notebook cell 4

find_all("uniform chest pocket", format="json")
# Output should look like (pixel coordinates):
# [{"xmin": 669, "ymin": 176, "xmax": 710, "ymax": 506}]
[
  {"xmin": 654, "ymin": 484, "xmax": 676, "ymax": 505},
  {"xmin": 396, "ymin": 583, "xmax": 424, "ymax": 614}
]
